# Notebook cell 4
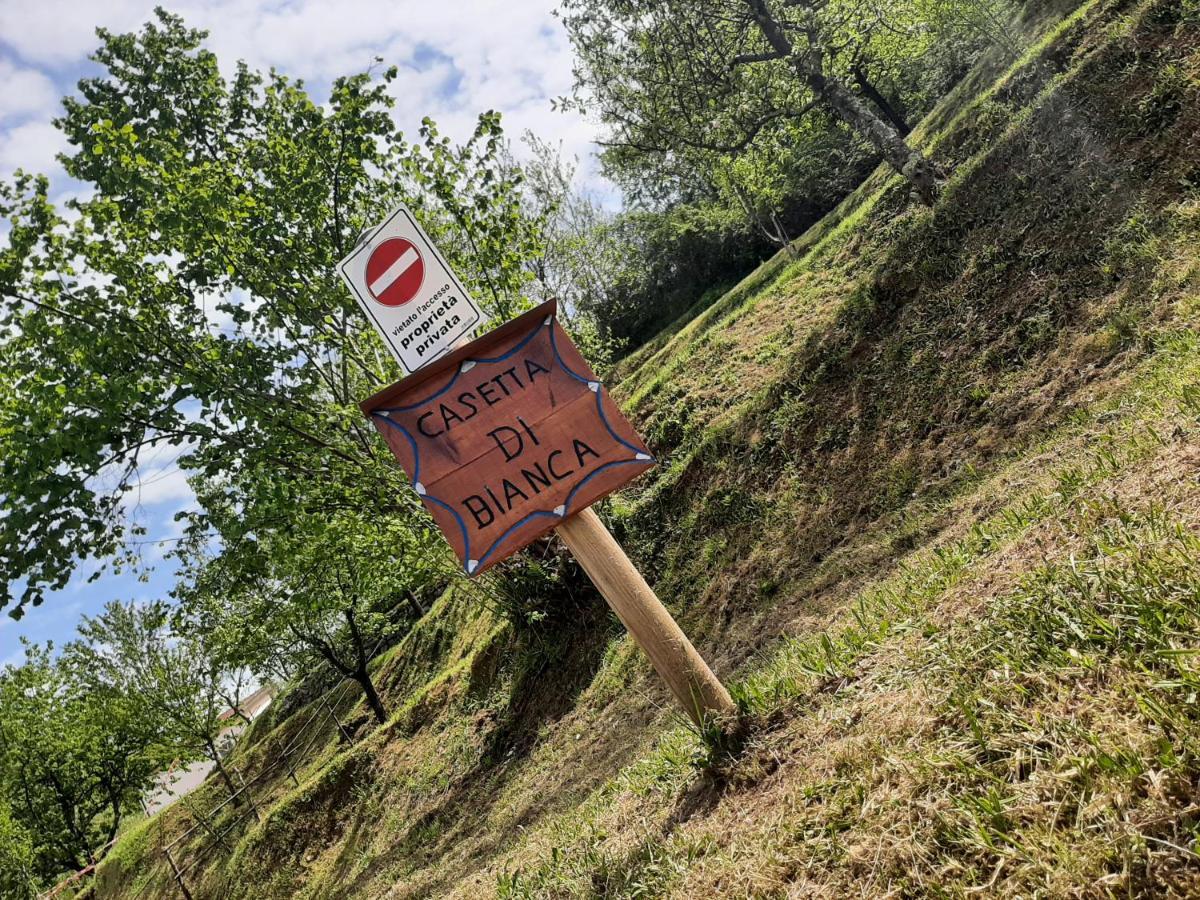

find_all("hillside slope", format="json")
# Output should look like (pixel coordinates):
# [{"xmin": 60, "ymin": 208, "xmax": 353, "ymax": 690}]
[{"xmin": 92, "ymin": 0, "xmax": 1200, "ymax": 896}]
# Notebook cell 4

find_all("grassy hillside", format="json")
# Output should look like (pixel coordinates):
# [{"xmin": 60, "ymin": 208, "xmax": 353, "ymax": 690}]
[{"xmin": 91, "ymin": 0, "xmax": 1200, "ymax": 895}]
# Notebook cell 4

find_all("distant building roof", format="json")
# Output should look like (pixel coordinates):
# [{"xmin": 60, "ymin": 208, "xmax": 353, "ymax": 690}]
[{"xmin": 217, "ymin": 684, "xmax": 275, "ymax": 722}]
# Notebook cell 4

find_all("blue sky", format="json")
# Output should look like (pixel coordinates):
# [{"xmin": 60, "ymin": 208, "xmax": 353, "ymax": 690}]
[{"xmin": 0, "ymin": 0, "xmax": 603, "ymax": 665}]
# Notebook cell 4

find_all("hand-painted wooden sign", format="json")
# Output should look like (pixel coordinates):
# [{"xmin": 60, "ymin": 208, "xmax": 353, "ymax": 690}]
[{"xmin": 361, "ymin": 299, "xmax": 655, "ymax": 576}]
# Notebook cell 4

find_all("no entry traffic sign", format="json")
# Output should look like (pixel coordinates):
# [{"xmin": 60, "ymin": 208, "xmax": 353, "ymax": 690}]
[
  {"xmin": 366, "ymin": 238, "xmax": 424, "ymax": 307},
  {"xmin": 361, "ymin": 299, "xmax": 654, "ymax": 576},
  {"xmin": 338, "ymin": 206, "xmax": 483, "ymax": 373}
]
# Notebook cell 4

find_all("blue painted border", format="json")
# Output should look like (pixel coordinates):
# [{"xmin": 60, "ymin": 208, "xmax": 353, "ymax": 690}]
[
  {"xmin": 549, "ymin": 326, "xmax": 646, "ymax": 456},
  {"xmin": 372, "ymin": 313, "xmax": 654, "ymax": 574},
  {"xmin": 376, "ymin": 318, "xmax": 548, "ymax": 414}
]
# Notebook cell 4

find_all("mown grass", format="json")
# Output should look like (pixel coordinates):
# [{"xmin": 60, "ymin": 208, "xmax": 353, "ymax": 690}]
[
  {"xmin": 90, "ymin": 0, "xmax": 1200, "ymax": 896},
  {"xmin": 485, "ymin": 315, "xmax": 1200, "ymax": 896},
  {"xmin": 921, "ymin": 503, "xmax": 1200, "ymax": 893}
]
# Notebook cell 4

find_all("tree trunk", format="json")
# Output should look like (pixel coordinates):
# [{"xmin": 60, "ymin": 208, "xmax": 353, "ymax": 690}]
[
  {"xmin": 353, "ymin": 669, "xmax": 388, "ymax": 724},
  {"xmin": 342, "ymin": 606, "xmax": 386, "ymax": 724},
  {"xmin": 810, "ymin": 70, "xmax": 938, "ymax": 206},
  {"xmin": 206, "ymin": 742, "xmax": 242, "ymax": 805},
  {"xmin": 220, "ymin": 690, "xmax": 253, "ymax": 727},
  {"xmin": 770, "ymin": 212, "xmax": 798, "ymax": 258},
  {"xmin": 852, "ymin": 65, "xmax": 911, "ymax": 137},
  {"xmin": 730, "ymin": 181, "xmax": 792, "ymax": 253},
  {"xmin": 742, "ymin": 0, "xmax": 939, "ymax": 206},
  {"xmin": 406, "ymin": 590, "xmax": 426, "ymax": 620},
  {"xmin": 103, "ymin": 789, "xmax": 122, "ymax": 850}
]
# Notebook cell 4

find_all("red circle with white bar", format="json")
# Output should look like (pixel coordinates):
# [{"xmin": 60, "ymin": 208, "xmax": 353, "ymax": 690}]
[{"xmin": 365, "ymin": 238, "xmax": 425, "ymax": 307}]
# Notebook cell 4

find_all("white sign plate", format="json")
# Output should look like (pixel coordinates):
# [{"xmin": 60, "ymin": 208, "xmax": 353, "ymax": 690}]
[{"xmin": 338, "ymin": 205, "xmax": 483, "ymax": 373}]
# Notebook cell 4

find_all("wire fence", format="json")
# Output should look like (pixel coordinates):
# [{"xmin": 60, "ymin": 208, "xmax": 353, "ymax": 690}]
[
  {"xmin": 66, "ymin": 637, "xmax": 394, "ymax": 900},
  {"xmin": 35, "ymin": 835, "xmax": 119, "ymax": 900},
  {"xmin": 156, "ymin": 651, "xmax": 381, "ymax": 900}
]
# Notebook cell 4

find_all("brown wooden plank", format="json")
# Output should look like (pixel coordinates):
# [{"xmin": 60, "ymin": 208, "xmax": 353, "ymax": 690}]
[{"xmin": 361, "ymin": 299, "xmax": 655, "ymax": 575}]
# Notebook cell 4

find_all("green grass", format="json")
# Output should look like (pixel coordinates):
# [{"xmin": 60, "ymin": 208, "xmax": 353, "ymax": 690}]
[
  {"xmin": 89, "ymin": 0, "xmax": 1200, "ymax": 895},
  {"xmin": 482, "ymin": 318, "xmax": 1200, "ymax": 896}
]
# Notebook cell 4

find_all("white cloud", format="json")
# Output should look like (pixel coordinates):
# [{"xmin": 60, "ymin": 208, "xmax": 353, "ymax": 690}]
[
  {"xmin": 0, "ymin": 0, "xmax": 605, "ymax": 192},
  {"xmin": 0, "ymin": 641, "xmax": 26, "ymax": 669},
  {"xmin": 0, "ymin": 1, "xmax": 150, "ymax": 66},
  {"xmin": 91, "ymin": 445, "xmax": 197, "ymax": 533},
  {"xmin": 0, "ymin": 59, "xmax": 58, "ymax": 122},
  {"xmin": 0, "ymin": 119, "xmax": 69, "ymax": 181},
  {"xmin": 127, "ymin": 465, "xmax": 196, "ymax": 508},
  {"xmin": 80, "ymin": 428, "xmax": 203, "ymax": 532}
]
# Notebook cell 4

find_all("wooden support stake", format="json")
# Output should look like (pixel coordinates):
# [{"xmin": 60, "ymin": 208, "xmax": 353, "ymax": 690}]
[
  {"xmin": 280, "ymin": 743, "xmax": 301, "ymax": 786},
  {"xmin": 556, "ymin": 507, "xmax": 736, "ymax": 727},
  {"xmin": 164, "ymin": 847, "xmax": 193, "ymax": 900},
  {"xmin": 184, "ymin": 801, "xmax": 231, "ymax": 852},
  {"xmin": 321, "ymin": 695, "xmax": 353, "ymax": 744},
  {"xmin": 235, "ymin": 770, "xmax": 261, "ymax": 824}
]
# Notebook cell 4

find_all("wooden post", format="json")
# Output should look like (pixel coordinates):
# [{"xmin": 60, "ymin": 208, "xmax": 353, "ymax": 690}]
[
  {"xmin": 555, "ymin": 507, "xmax": 736, "ymax": 727},
  {"xmin": 321, "ymin": 695, "xmax": 352, "ymax": 744},
  {"xmin": 163, "ymin": 847, "xmax": 193, "ymax": 900},
  {"xmin": 360, "ymin": 303, "xmax": 736, "ymax": 730},
  {"xmin": 183, "ymin": 801, "xmax": 231, "ymax": 852},
  {"xmin": 279, "ymin": 742, "xmax": 301, "ymax": 786},
  {"xmin": 235, "ymin": 770, "xmax": 261, "ymax": 824}
]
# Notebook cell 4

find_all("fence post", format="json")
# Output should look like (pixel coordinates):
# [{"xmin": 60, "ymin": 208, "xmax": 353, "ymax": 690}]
[
  {"xmin": 235, "ymin": 769, "xmax": 261, "ymax": 824},
  {"xmin": 321, "ymin": 695, "xmax": 353, "ymax": 744},
  {"xmin": 163, "ymin": 847, "xmax": 193, "ymax": 900},
  {"xmin": 279, "ymin": 741, "xmax": 301, "ymax": 786},
  {"xmin": 184, "ymin": 800, "xmax": 232, "ymax": 852}
]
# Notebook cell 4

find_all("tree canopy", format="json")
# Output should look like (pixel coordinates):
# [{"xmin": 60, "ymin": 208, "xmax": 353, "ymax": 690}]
[
  {"xmin": 559, "ymin": 0, "xmax": 951, "ymax": 205},
  {"xmin": 0, "ymin": 11, "xmax": 555, "ymax": 620},
  {"xmin": 0, "ymin": 642, "xmax": 164, "ymax": 882},
  {"xmin": 173, "ymin": 504, "xmax": 448, "ymax": 723},
  {"xmin": 72, "ymin": 600, "xmax": 248, "ymax": 801}
]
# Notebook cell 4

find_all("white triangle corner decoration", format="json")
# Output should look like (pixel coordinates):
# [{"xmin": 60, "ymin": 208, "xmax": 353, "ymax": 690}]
[
  {"xmin": 467, "ymin": 559, "xmax": 479, "ymax": 574},
  {"xmin": 413, "ymin": 481, "xmax": 426, "ymax": 496},
  {"xmin": 460, "ymin": 360, "xmax": 476, "ymax": 373},
  {"xmin": 635, "ymin": 453, "xmax": 652, "ymax": 461},
  {"xmin": 553, "ymin": 504, "xmax": 566, "ymax": 517},
  {"xmin": 588, "ymin": 381, "xmax": 600, "ymax": 393}
]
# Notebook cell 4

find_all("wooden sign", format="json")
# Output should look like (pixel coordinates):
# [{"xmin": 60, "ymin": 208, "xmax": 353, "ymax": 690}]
[
  {"xmin": 360, "ymin": 298, "xmax": 736, "ymax": 728},
  {"xmin": 361, "ymin": 299, "xmax": 655, "ymax": 576}
]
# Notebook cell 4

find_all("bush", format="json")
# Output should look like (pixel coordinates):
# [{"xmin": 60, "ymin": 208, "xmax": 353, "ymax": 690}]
[{"xmin": 482, "ymin": 541, "xmax": 604, "ymax": 632}]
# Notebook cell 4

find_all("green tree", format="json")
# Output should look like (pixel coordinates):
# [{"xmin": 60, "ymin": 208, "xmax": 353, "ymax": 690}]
[
  {"xmin": 517, "ymin": 134, "xmax": 629, "ymax": 364},
  {"xmin": 173, "ymin": 555, "xmax": 301, "ymax": 691},
  {"xmin": 0, "ymin": 10, "xmax": 550, "ymax": 620},
  {"xmin": 71, "ymin": 601, "xmax": 244, "ymax": 802},
  {"xmin": 0, "ymin": 642, "xmax": 163, "ymax": 883},
  {"xmin": 559, "ymin": 0, "xmax": 944, "ymax": 206},
  {"xmin": 0, "ymin": 799, "xmax": 39, "ymax": 900},
  {"xmin": 916, "ymin": 0, "xmax": 1022, "ymax": 60},
  {"xmin": 176, "ymin": 505, "xmax": 449, "ymax": 725}
]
